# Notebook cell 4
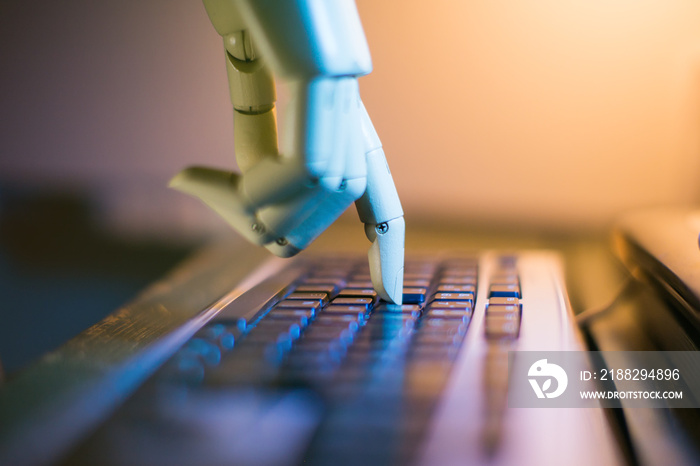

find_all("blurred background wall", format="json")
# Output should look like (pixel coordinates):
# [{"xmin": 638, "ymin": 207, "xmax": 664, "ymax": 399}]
[{"xmin": 3, "ymin": 0, "xmax": 700, "ymax": 237}]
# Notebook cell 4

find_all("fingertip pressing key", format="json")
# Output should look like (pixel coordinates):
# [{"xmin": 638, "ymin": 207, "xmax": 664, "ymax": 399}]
[{"xmin": 367, "ymin": 216, "xmax": 405, "ymax": 304}]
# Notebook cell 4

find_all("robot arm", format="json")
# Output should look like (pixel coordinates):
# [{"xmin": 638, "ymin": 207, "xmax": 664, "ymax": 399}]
[{"xmin": 169, "ymin": 0, "xmax": 404, "ymax": 304}]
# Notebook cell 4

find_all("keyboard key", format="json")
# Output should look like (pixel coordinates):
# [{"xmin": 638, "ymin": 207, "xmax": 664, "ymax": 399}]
[
  {"xmin": 403, "ymin": 279, "xmax": 431, "ymax": 288},
  {"xmin": 368, "ymin": 314, "xmax": 419, "ymax": 328},
  {"xmin": 349, "ymin": 334, "xmax": 401, "ymax": 351},
  {"xmin": 420, "ymin": 317, "xmax": 469, "ymax": 331},
  {"xmin": 322, "ymin": 305, "xmax": 368, "ymax": 322},
  {"xmin": 276, "ymin": 299, "xmax": 321, "ymax": 310},
  {"xmin": 439, "ymin": 277, "xmax": 477, "ymax": 285},
  {"xmin": 485, "ymin": 314, "xmax": 520, "ymax": 339},
  {"xmin": 248, "ymin": 321, "xmax": 303, "ymax": 341},
  {"xmin": 312, "ymin": 315, "xmax": 363, "ymax": 330},
  {"xmin": 265, "ymin": 311, "xmax": 311, "ymax": 329},
  {"xmin": 285, "ymin": 292, "xmax": 329, "ymax": 306},
  {"xmin": 403, "ymin": 287, "xmax": 428, "ymax": 304},
  {"xmin": 267, "ymin": 307, "xmax": 317, "ymax": 321},
  {"xmin": 373, "ymin": 303, "xmax": 422, "ymax": 319},
  {"xmin": 428, "ymin": 301, "xmax": 473, "ymax": 312},
  {"xmin": 488, "ymin": 296, "xmax": 519, "ymax": 306},
  {"xmin": 331, "ymin": 297, "xmax": 373, "ymax": 308},
  {"xmin": 431, "ymin": 292, "xmax": 474, "ymax": 303},
  {"xmin": 436, "ymin": 284, "xmax": 476, "ymax": 294},
  {"xmin": 303, "ymin": 326, "xmax": 357, "ymax": 347},
  {"xmin": 425, "ymin": 310, "xmax": 472, "ymax": 322},
  {"xmin": 489, "ymin": 284, "xmax": 521, "ymax": 298},
  {"xmin": 337, "ymin": 288, "xmax": 378, "ymax": 300},
  {"xmin": 486, "ymin": 304, "xmax": 520, "ymax": 317}
]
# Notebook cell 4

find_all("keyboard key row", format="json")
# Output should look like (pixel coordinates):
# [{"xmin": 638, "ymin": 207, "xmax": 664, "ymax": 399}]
[{"xmin": 485, "ymin": 263, "xmax": 521, "ymax": 340}]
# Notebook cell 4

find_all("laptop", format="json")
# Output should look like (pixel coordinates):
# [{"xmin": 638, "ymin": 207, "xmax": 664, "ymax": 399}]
[{"xmin": 0, "ymin": 218, "xmax": 627, "ymax": 465}]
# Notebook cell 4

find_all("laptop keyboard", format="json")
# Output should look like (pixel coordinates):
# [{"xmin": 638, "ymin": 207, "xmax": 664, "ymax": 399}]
[
  {"xmin": 173, "ymin": 257, "xmax": 475, "ymax": 383},
  {"xmin": 61, "ymin": 253, "xmax": 526, "ymax": 466},
  {"xmin": 148, "ymin": 255, "xmax": 522, "ymax": 464}
]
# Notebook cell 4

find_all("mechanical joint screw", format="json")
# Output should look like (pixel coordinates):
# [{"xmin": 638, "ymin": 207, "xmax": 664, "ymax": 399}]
[
  {"xmin": 251, "ymin": 222, "xmax": 266, "ymax": 235},
  {"xmin": 375, "ymin": 222, "xmax": 389, "ymax": 235},
  {"xmin": 276, "ymin": 237, "xmax": 288, "ymax": 246}
]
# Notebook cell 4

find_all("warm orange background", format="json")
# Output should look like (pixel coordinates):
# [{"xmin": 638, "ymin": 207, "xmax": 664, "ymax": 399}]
[
  {"xmin": 357, "ymin": 0, "xmax": 700, "ymax": 231},
  {"xmin": 2, "ymin": 0, "xmax": 700, "ymax": 236}
]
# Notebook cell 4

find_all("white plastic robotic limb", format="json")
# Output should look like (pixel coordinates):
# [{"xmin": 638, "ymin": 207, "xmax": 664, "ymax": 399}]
[{"xmin": 170, "ymin": 0, "xmax": 405, "ymax": 303}]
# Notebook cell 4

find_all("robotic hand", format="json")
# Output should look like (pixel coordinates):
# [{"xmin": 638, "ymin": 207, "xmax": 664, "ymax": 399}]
[{"xmin": 170, "ymin": 0, "xmax": 405, "ymax": 304}]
